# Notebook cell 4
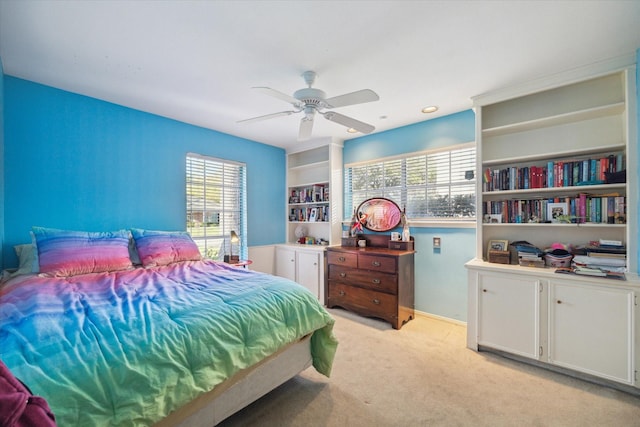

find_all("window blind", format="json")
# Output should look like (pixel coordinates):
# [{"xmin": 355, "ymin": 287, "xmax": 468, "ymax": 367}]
[
  {"xmin": 344, "ymin": 144, "xmax": 476, "ymax": 220},
  {"xmin": 186, "ymin": 153, "xmax": 246, "ymax": 260}
]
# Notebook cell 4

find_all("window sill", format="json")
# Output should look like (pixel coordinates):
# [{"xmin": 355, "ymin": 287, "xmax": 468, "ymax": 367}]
[{"xmin": 341, "ymin": 220, "xmax": 476, "ymax": 229}]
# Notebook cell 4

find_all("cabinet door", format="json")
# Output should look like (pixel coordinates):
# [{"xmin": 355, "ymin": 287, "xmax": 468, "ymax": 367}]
[
  {"xmin": 275, "ymin": 247, "xmax": 296, "ymax": 282},
  {"xmin": 549, "ymin": 281, "xmax": 634, "ymax": 384},
  {"xmin": 478, "ymin": 272, "xmax": 541, "ymax": 360},
  {"xmin": 296, "ymin": 250, "xmax": 321, "ymax": 299}
]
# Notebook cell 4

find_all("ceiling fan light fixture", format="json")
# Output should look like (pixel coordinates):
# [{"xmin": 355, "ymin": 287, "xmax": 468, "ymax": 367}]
[{"xmin": 421, "ymin": 105, "xmax": 439, "ymax": 114}]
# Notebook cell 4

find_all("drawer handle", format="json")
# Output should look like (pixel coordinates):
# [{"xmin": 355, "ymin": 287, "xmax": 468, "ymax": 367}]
[
  {"xmin": 338, "ymin": 256, "xmax": 346, "ymax": 262},
  {"xmin": 340, "ymin": 272, "xmax": 347, "ymax": 278},
  {"xmin": 372, "ymin": 278, "xmax": 380, "ymax": 284},
  {"xmin": 339, "ymin": 290, "xmax": 346, "ymax": 296},
  {"xmin": 373, "ymin": 299, "xmax": 380, "ymax": 305},
  {"xmin": 372, "ymin": 261, "xmax": 381, "ymax": 267}
]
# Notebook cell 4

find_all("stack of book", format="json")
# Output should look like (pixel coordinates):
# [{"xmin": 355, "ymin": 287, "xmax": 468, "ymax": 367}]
[
  {"xmin": 511, "ymin": 241, "xmax": 545, "ymax": 267},
  {"xmin": 571, "ymin": 239, "xmax": 626, "ymax": 279}
]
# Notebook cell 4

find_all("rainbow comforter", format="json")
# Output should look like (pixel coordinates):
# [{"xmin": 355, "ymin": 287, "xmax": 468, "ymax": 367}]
[{"xmin": 0, "ymin": 260, "xmax": 337, "ymax": 426}]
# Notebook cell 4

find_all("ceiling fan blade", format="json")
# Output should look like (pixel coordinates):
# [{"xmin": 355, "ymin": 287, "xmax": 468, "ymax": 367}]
[
  {"xmin": 237, "ymin": 110, "xmax": 298, "ymax": 124},
  {"xmin": 324, "ymin": 89, "xmax": 379, "ymax": 108},
  {"xmin": 253, "ymin": 87, "xmax": 302, "ymax": 107},
  {"xmin": 298, "ymin": 116, "xmax": 314, "ymax": 140},
  {"xmin": 322, "ymin": 111, "xmax": 375, "ymax": 134}
]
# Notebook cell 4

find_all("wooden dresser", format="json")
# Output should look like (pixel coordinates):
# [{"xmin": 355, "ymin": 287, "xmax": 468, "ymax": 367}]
[{"xmin": 326, "ymin": 235, "xmax": 415, "ymax": 329}]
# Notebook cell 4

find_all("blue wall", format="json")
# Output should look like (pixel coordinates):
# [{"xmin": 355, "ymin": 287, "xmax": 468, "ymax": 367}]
[
  {"xmin": 2, "ymin": 77, "xmax": 286, "ymax": 267},
  {"xmin": 0, "ymin": 58, "xmax": 4, "ymax": 267},
  {"xmin": 344, "ymin": 110, "xmax": 476, "ymax": 322}
]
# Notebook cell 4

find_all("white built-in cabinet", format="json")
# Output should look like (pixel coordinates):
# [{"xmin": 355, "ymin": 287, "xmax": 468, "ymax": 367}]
[
  {"xmin": 477, "ymin": 272, "xmax": 541, "ymax": 360},
  {"xmin": 470, "ymin": 265, "xmax": 636, "ymax": 386},
  {"xmin": 467, "ymin": 58, "xmax": 639, "ymax": 389},
  {"xmin": 275, "ymin": 245, "xmax": 325, "ymax": 303},
  {"xmin": 548, "ymin": 281, "xmax": 634, "ymax": 384},
  {"xmin": 274, "ymin": 139, "xmax": 343, "ymax": 304}
]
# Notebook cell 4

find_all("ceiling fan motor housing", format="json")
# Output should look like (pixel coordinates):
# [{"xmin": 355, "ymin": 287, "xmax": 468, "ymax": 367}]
[{"xmin": 293, "ymin": 88, "xmax": 327, "ymax": 110}]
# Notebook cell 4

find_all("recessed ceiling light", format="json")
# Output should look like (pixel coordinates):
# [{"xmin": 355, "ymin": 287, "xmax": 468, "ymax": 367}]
[
  {"xmin": 421, "ymin": 106, "xmax": 439, "ymax": 114},
  {"xmin": 347, "ymin": 128, "xmax": 358, "ymax": 133}
]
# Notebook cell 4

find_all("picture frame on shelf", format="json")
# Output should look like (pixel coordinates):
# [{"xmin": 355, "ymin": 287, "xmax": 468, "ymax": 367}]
[
  {"xmin": 547, "ymin": 202, "xmax": 568, "ymax": 223},
  {"xmin": 484, "ymin": 213, "xmax": 502, "ymax": 224},
  {"xmin": 487, "ymin": 239, "xmax": 509, "ymax": 253}
]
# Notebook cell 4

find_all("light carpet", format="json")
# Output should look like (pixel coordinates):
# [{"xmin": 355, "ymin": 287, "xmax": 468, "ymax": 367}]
[{"xmin": 218, "ymin": 308, "xmax": 640, "ymax": 426}]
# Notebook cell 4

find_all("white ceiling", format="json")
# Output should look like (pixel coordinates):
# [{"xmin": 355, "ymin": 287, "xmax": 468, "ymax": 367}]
[{"xmin": 1, "ymin": 1, "xmax": 639, "ymax": 150}]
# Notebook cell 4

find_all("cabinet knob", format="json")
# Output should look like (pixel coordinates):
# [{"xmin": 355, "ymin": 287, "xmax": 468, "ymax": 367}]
[
  {"xmin": 340, "ymin": 272, "xmax": 346, "ymax": 278},
  {"xmin": 482, "ymin": 289, "xmax": 487, "ymax": 293},
  {"xmin": 372, "ymin": 261, "xmax": 381, "ymax": 267},
  {"xmin": 557, "ymin": 300, "xmax": 562, "ymax": 304},
  {"xmin": 372, "ymin": 278, "xmax": 381, "ymax": 284},
  {"xmin": 338, "ymin": 256, "xmax": 346, "ymax": 262},
  {"xmin": 290, "ymin": 258, "xmax": 295, "ymax": 263},
  {"xmin": 373, "ymin": 299, "xmax": 380, "ymax": 305},
  {"xmin": 339, "ymin": 290, "xmax": 345, "ymax": 296}
]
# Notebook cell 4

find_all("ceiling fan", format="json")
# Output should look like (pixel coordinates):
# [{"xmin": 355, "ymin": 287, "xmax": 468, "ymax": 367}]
[{"xmin": 238, "ymin": 71, "xmax": 379, "ymax": 141}]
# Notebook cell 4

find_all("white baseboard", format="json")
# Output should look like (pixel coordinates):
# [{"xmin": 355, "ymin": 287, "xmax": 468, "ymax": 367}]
[{"xmin": 414, "ymin": 309, "xmax": 467, "ymax": 327}]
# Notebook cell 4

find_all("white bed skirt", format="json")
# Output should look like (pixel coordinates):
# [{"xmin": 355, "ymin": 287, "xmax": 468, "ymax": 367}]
[{"xmin": 155, "ymin": 334, "xmax": 313, "ymax": 427}]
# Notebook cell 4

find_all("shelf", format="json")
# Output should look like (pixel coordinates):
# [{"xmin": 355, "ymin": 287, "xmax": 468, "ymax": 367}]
[
  {"xmin": 482, "ymin": 144, "xmax": 626, "ymax": 167},
  {"xmin": 289, "ymin": 201, "xmax": 330, "ymax": 206},
  {"xmin": 288, "ymin": 160, "xmax": 329, "ymax": 171},
  {"xmin": 483, "ymin": 222, "xmax": 626, "ymax": 228},
  {"xmin": 482, "ymin": 183, "xmax": 626, "ymax": 198},
  {"xmin": 482, "ymin": 102, "xmax": 625, "ymax": 137}
]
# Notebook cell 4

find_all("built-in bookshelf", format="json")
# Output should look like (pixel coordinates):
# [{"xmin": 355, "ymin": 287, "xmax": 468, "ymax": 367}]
[
  {"xmin": 286, "ymin": 141, "xmax": 343, "ymax": 245},
  {"xmin": 472, "ymin": 69, "xmax": 636, "ymax": 270}
]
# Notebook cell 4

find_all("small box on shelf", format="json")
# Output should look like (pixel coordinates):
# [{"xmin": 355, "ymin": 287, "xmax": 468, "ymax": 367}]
[
  {"xmin": 341, "ymin": 237, "xmax": 358, "ymax": 247},
  {"xmin": 488, "ymin": 250, "xmax": 510, "ymax": 264}
]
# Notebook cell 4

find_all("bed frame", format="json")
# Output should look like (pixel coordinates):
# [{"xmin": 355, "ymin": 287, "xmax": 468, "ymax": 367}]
[{"xmin": 155, "ymin": 334, "xmax": 313, "ymax": 427}]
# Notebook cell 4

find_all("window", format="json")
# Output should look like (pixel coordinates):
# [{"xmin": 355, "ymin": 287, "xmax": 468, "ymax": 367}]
[
  {"xmin": 186, "ymin": 153, "xmax": 246, "ymax": 260},
  {"xmin": 344, "ymin": 143, "xmax": 476, "ymax": 221}
]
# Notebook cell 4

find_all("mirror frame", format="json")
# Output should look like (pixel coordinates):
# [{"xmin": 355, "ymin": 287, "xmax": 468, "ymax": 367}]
[{"xmin": 355, "ymin": 197, "xmax": 402, "ymax": 232}]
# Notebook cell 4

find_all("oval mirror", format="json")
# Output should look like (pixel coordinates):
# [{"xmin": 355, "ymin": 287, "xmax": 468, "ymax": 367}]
[{"xmin": 356, "ymin": 198, "xmax": 402, "ymax": 232}]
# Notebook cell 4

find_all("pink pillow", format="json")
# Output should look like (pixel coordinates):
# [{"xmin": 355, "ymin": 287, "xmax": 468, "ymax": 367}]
[
  {"xmin": 130, "ymin": 229, "xmax": 202, "ymax": 267},
  {"xmin": 32, "ymin": 227, "xmax": 133, "ymax": 277}
]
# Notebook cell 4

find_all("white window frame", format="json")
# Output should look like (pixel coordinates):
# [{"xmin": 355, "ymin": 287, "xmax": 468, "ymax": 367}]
[
  {"xmin": 344, "ymin": 142, "xmax": 476, "ymax": 228},
  {"xmin": 186, "ymin": 153, "xmax": 247, "ymax": 260}
]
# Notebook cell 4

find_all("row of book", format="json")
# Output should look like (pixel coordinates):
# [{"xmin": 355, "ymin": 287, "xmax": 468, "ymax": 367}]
[
  {"xmin": 483, "ymin": 153, "xmax": 625, "ymax": 192},
  {"xmin": 289, "ymin": 206, "xmax": 329, "ymax": 222},
  {"xmin": 289, "ymin": 184, "xmax": 329, "ymax": 204},
  {"xmin": 483, "ymin": 194, "xmax": 626, "ymax": 224}
]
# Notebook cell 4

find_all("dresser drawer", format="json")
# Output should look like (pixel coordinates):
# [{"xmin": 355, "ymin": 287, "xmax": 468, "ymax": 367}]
[
  {"xmin": 327, "ymin": 251, "xmax": 358, "ymax": 268},
  {"xmin": 328, "ymin": 265, "xmax": 397, "ymax": 294},
  {"xmin": 357, "ymin": 254, "xmax": 396, "ymax": 273},
  {"xmin": 328, "ymin": 282, "xmax": 397, "ymax": 320}
]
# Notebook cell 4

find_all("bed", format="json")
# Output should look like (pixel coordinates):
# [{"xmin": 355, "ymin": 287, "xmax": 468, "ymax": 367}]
[{"xmin": 0, "ymin": 227, "xmax": 338, "ymax": 426}]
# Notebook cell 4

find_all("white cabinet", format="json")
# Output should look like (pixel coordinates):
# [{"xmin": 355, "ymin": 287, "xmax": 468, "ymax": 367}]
[
  {"xmin": 467, "ymin": 261, "xmax": 638, "ymax": 387},
  {"xmin": 275, "ymin": 245, "xmax": 325, "ymax": 302},
  {"xmin": 286, "ymin": 140, "xmax": 343, "ymax": 246},
  {"xmin": 275, "ymin": 246, "xmax": 296, "ymax": 281},
  {"xmin": 467, "ymin": 60, "xmax": 639, "ymax": 389},
  {"xmin": 478, "ymin": 272, "xmax": 541, "ymax": 360},
  {"xmin": 549, "ymin": 281, "xmax": 634, "ymax": 384}
]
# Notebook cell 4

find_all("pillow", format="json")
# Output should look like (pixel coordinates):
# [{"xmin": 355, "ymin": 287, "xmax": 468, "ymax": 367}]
[
  {"xmin": 130, "ymin": 228, "xmax": 202, "ymax": 267},
  {"xmin": 32, "ymin": 227, "xmax": 133, "ymax": 277},
  {"xmin": 13, "ymin": 242, "xmax": 40, "ymax": 276}
]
